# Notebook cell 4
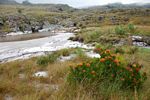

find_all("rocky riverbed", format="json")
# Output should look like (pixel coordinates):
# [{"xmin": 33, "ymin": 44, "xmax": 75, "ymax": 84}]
[
  {"xmin": 0, "ymin": 32, "xmax": 97, "ymax": 63},
  {"xmin": 0, "ymin": 30, "xmax": 149, "ymax": 63},
  {"xmin": 132, "ymin": 35, "xmax": 150, "ymax": 47}
]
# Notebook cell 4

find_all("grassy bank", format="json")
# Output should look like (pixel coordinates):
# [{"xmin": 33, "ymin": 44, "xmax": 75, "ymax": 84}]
[
  {"xmin": 70, "ymin": 25, "xmax": 150, "ymax": 46},
  {"xmin": 0, "ymin": 46, "xmax": 149, "ymax": 99}
]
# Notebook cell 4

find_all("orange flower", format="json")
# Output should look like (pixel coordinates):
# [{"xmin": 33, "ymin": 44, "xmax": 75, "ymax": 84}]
[
  {"xmin": 100, "ymin": 58, "xmax": 105, "ymax": 62},
  {"xmin": 135, "ymin": 68, "xmax": 140, "ymax": 72},
  {"xmin": 78, "ymin": 63, "xmax": 83, "ymax": 66},
  {"xmin": 126, "ymin": 66, "xmax": 133, "ymax": 72},
  {"xmin": 82, "ymin": 70, "xmax": 86, "ymax": 73},
  {"xmin": 91, "ymin": 71, "xmax": 96, "ymax": 75},
  {"xmin": 111, "ymin": 54, "xmax": 116, "ymax": 57},
  {"xmin": 96, "ymin": 48, "xmax": 101, "ymax": 51},
  {"xmin": 113, "ymin": 59, "xmax": 119, "ymax": 64},
  {"xmin": 126, "ymin": 67, "xmax": 131, "ymax": 71},
  {"xmin": 86, "ymin": 63, "xmax": 90, "ymax": 67},
  {"xmin": 106, "ymin": 49, "xmax": 110, "ymax": 53}
]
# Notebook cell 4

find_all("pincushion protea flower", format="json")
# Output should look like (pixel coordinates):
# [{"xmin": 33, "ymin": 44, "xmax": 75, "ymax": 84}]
[
  {"xmin": 100, "ymin": 58, "xmax": 105, "ymax": 62},
  {"xmin": 86, "ymin": 63, "xmax": 90, "ymax": 67}
]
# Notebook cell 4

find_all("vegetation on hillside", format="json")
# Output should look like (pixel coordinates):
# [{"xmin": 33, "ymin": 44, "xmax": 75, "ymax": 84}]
[
  {"xmin": 0, "ymin": 3, "xmax": 150, "ymax": 34},
  {"xmin": 0, "ymin": 2, "xmax": 150, "ymax": 100}
]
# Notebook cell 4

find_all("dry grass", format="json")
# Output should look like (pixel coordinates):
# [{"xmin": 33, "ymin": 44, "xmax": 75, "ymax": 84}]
[
  {"xmin": 0, "ymin": 55, "xmax": 85, "ymax": 99},
  {"xmin": 0, "ymin": 47, "xmax": 149, "ymax": 100},
  {"xmin": 135, "ymin": 25, "xmax": 150, "ymax": 36}
]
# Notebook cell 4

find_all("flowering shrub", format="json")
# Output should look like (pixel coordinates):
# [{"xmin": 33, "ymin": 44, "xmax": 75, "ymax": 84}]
[{"xmin": 68, "ymin": 48, "xmax": 147, "ymax": 89}]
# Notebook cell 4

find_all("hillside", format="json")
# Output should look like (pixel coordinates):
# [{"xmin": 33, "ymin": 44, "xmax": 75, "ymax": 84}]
[
  {"xmin": 0, "ymin": 1, "xmax": 150, "ymax": 100},
  {"xmin": 0, "ymin": 0, "xmax": 18, "ymax": 4},
  {"xmin": 85, "ymin": 3, "xmax": 150, "ymax": 10}
]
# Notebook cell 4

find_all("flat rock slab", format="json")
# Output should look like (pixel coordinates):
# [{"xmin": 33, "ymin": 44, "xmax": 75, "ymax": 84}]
[{"xmin": 33, "ymin": 71, "xmax": 48, "ymax": 78}]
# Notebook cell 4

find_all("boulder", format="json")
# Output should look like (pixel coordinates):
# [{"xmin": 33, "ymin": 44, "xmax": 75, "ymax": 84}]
[
  {"xmin": 0, "ymin": 18, "xmax": 4, "ymax": 26},
  {"xmin": 31, "ymin": 27, "xmax": 39, "ymax": 33},
  {"xmin": 98, "ymin": 16, "xmax": 104, "ymax": 21},
  {"xmin": 143, "ymin": 37, "xmax": 150, "ymax": 45},
  {"xmin": 132, "ymin": 36, "xmax": 143, "ymax": 42}
]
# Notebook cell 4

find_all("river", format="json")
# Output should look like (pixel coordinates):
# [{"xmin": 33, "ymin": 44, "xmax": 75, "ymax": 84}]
[{"xmin": 0, "ymin": 32, "xmax": 94, "ymax": 62}]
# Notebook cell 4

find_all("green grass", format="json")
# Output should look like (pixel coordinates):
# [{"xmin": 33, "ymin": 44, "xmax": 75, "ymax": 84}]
[{"xmin": 36, "ymin": 48, "xmax": 88, "ymax": 66}]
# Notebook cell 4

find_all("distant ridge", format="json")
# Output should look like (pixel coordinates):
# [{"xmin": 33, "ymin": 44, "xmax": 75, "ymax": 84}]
[
  {"xmin": 0, "ymin": 0, "xmax": 18, "ymax": 4},
  {"xmin": 83, "ymin": 3, "xmax": 150, "ymax": 9}
]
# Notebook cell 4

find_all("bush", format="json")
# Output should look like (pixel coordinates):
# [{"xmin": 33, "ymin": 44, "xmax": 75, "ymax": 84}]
[
  {"xmin": 84, "ymin": 31, "xmax": 101, "ymax": 43},
  {"xmin": 74, "ymin": 48, "xmax": 87, "ymax": 59},
  {"xmin": 37, "ymin": 53, "xmax": 60, "ymax": 66},
  {"xmin": 37, "ymin": 56, "xmax": 49, "ymax": 66},
  {"xmin": 58, "ymin": 49, "xmax": 70, "ymax": 56},
  {"xmin": 128, "ymin": 24, "xmax": 136, "ymax": 33},
  {"xmin": 68, "ymin": 48, "xmax": 147, "ymax": 90},
  {"xmin": 115, "ymin": 26, "xmax": 126, "ymax": 35}
]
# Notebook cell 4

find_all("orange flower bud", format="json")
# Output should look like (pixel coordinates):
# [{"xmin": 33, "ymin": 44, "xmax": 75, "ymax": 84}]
[
  {"xmin": 86, "ymin": 63, "xmax": 90, "ymax": 67},
  {"xmin": 111, "ymin": 54, "xmax": 116, "ymax": 57},
  {"xmin": 96, "ymin": 48, "xmax": 101, "ymax": 51},
  {"xmin": 106, "ymin": 49, "xmax": 110, "ymax": 53},
  {"xmin": 100, "ymin": 58, "xmax": 105, "ymax": 62},
  {"xmin": 135, "ymin": 68, "xmax": 140, "ymax": 72},
  {"xmin": 78, "ymin": 63, "xmax": 83, "ymax": 66},
  {"xmin": 113, "ymin": 59, "xmax": 119, "ymax": 64},
  {"xmin": 126, "ymin": 67, "xmax": 131, "ymax": 71}
]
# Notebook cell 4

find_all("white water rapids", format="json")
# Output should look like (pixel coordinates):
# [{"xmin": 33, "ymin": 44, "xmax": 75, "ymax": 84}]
[{"xmin": 0, "ymin": 33, "xmax": 96, "ymax": 62}]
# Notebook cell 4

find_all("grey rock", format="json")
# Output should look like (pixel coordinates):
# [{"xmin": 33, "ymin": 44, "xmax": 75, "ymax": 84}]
[
  {"xmin": 0, "ymin": 18, "xmax": 4, "ymax": 26},
  {"xmin": 143, "ymin": 36, "xmax": 150, "ymax": 45},
  {"xmin": 98, "ymin": 16, "xmax": 105, "ymax": 21}
]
